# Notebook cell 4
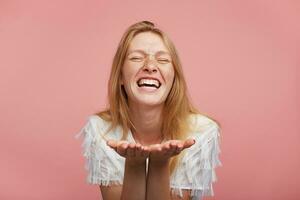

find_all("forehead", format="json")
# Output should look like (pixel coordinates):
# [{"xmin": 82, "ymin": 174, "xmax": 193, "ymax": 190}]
[{"xmin": 128, "ymin": 32, "xmax": 169, "ymax": 54}]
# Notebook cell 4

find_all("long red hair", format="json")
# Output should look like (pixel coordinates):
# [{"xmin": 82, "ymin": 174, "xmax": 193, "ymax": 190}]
[{"xmin": 96, "ymin": 21, "xmax": 220, "ymax": 173}]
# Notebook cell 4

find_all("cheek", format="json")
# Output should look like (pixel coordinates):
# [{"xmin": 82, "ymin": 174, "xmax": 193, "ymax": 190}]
[
  {"xmin": 122, "ymin": 62, "xmax": 141, "ymax": 81},
  {"xmin": 122, "ymin": 66, "xmax": 133, "ymax": 83},
  {"xmin": 163, "ymin": 66, "xmax": 175, "ymax": 84}
]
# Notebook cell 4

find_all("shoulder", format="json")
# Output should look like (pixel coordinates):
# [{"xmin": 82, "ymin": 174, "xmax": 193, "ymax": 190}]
[
  {"xmin": 77, "ymin": 115, "xmax": 125, "ymax": 185},
  {"xmin": 86, "ymin": 114, "xmax": 110, "ymax": 129},
  {"xmin": 84, "ymin": 115, "xmax": 122, "ymax": 140},
  {"xmin": 188, "ymin": 113, "xmax": 219, "ymax": 127},
  {"xmin": 186, "ymin": 114, "xmax": 221, "ymax": 158},
  {"xmin": 170, "ymin": 114, "xmax": 222, "ymax": 198},
  {"xmin": 187, "ymin": 113, "xmax": 221, "ymax": 139}
]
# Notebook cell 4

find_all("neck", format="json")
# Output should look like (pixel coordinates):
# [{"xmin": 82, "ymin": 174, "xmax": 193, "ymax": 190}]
[{"xmin": 128, "ymin": 101, "xmax": 164, "ymax": 145}]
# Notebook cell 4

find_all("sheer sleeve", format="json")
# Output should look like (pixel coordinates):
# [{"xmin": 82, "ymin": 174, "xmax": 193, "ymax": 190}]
[
  {"xmin": 75, "ymin": 116, "xmax": 124, "ymax": 186},
  {"xmin": 170, "ymin": 122, "xmax": 222, "ymax": 200}
]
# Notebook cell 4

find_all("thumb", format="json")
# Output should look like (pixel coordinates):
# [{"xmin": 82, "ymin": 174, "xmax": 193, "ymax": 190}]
[{"xmin": 107, "ymin": 140, "xmax": 118, "ymax": 149}]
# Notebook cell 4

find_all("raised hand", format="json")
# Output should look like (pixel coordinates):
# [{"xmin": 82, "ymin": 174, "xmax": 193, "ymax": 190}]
[{"xmin": 106, "ymin": 140, "xmax": 150, "ymax": 164}]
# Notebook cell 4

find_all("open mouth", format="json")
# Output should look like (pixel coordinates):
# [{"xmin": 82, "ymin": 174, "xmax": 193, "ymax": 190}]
[{"xmin": 137, "ymin": 78, "xmax": 161, "ymax": 89}]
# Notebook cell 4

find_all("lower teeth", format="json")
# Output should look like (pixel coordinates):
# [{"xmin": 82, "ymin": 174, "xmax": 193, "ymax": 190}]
[{"xmin": 138, "ymin": 84, "xmax": 155, "ymax": 87}]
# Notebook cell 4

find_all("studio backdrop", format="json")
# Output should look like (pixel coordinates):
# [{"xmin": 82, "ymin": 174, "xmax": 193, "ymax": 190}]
[{"xmin": 0, "ymin": 1, "xmax": 299, "ymax": 200}]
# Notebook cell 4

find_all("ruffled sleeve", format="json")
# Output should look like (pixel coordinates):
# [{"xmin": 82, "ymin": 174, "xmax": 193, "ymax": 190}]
[
  {"xmin": 170, "ymin": 120, "xmax": 222, "ymax": 200},
  {"xmin": 75, "ymin": 116, "xmax": 124, "ymax": 186}
]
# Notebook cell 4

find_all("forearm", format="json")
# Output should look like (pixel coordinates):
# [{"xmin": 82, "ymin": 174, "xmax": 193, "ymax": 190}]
[
  {"xmin": 121, "ymin": 159, "xmax": 146, "ymax": 200},
  {"xmin": 146, "ymin": 159, "xmax": 171, "ymax": 200}
]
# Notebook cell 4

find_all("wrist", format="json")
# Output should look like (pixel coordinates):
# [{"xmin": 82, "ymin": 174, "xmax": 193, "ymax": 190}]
[
  {"xmin": 126, "ymin": 157, "xmax": 147, "ymax": 167},
  {"xmin": 149, "ymin": 158, "xmax": 170, "ymax": 168}
]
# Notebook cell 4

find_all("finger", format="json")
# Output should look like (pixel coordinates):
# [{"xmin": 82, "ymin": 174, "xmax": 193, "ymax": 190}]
[
  {"xmin": 169, "ymin": 140, "xmax": 179, "ymax": 152},
  {"xmin": 175, "ymin": 142, "xmax": 184, "ymax": 154},
  {"xmin": 135, "ymin": 143, "xmax": 142, "ymax": 157},
  {"xmin": 127, "ymin": 143, "xmax": 136, "ymax": 157},
  {"xmin": 117, "ymin": 142, "xmax": 129, "ymax": 156},
  {"xmin": 168, "ymin": 140, "xmax": 182, "ymax": 155},
  {"xmin": 162, "ymin": 140, "xmax": 176, "ymax": 155},
  {"xmin": 141, "ymin": 146, "xmax": 150, "ymax": 157},
  {"xmin": 162, "ymin": 142, "xmax": 171, "ymax": 155},
  {"xmin": 183, "ymin": 139, "xmax": 196, "ymax": 149},
  {"xmin": 106, "ymin": 140, "xmax": 118, "ymax": 150}
]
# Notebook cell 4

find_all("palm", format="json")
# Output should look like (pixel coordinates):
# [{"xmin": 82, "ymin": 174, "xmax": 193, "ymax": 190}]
[
  {"xmin": 106, "ymin": 140, "xmax": 149, "ymax": 164},
  {"xmin": 148, "ymin": 139, "xmax": 195, "ymax": 161},
  {"xmin": 107, "ymin": 139, "xmax": 195, "ymax": 163}
]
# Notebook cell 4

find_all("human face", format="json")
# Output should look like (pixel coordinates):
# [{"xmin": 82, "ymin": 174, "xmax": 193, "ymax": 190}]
[{"xmin": 121, "ymin": 32, "xmax": 175, "ymax": 108}]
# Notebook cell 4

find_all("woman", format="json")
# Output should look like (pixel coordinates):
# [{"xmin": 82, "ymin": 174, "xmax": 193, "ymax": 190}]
[{"xmin": 77, "ymin": 21, "xmax": 221, "ymax": 200}]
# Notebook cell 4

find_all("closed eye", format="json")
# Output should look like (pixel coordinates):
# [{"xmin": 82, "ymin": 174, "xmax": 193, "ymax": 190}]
[
  {"xmin": 157, "ymin": 59, "xmax": 170, "ymax": 63},
  {"xmin": 129, "ymin": 57, "xmax": 143, "ymax": 62}
]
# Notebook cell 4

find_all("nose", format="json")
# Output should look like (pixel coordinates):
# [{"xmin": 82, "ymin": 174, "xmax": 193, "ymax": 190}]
[{"xmin": 143, "ymin": 55, "xmax": 158, "ymax": 73}]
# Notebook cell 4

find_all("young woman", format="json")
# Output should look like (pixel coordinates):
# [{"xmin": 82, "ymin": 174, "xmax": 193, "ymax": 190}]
[{"xmin": 77, "ymin": 21, "xmax": 221, "ymax": 200}]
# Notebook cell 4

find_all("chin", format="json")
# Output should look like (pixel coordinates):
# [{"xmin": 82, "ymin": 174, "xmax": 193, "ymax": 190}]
[{"xmin": 135, "ymin": 97, "xmax": 165, "ymax": 107}]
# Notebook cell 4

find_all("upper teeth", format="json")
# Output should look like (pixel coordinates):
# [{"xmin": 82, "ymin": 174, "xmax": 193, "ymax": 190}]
[{"xmin": 137, "ymin": 79, "xmax": 160, "ymax": 88}]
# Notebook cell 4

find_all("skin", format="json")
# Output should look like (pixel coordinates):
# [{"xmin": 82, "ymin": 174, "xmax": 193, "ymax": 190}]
[{"xmin": 101, "ymin": 32, "xmax": 195, "ymax": 200}]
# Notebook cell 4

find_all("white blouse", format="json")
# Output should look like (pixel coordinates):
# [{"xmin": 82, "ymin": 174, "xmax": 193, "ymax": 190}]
[{"xmin": 76, "ymin": 114, "xmax": 221, "ymax": 200}]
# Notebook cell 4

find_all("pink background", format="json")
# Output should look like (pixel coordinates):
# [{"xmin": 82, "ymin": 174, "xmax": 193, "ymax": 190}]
[{"xmin": 0, "ymin": 0, "xmax": 299, "ymax": 199}]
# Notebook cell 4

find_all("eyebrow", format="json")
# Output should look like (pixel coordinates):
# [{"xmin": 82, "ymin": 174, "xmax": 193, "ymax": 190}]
[{"xmin": 127, "ymin": 49, "xmax": 171, "ymax": 56}]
